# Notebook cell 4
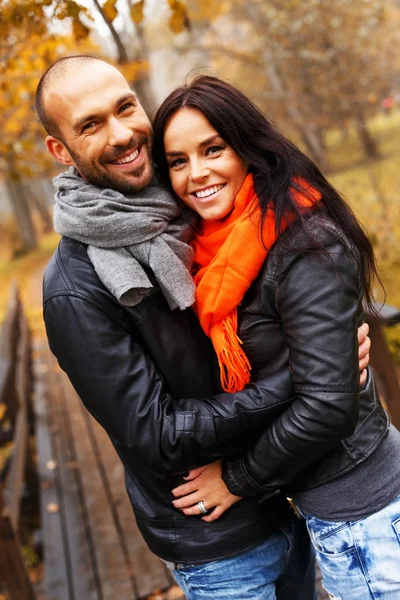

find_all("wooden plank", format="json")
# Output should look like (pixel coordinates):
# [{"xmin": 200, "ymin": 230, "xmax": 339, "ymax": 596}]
[
  {"xmin": 4, "ymin": 312, "xmax": 30, "ymax": 529},
  {"xmin": 47, "ymin": 347, "xmax": 137, "ymax": 600},
  {"xmin": 4, "ymin": 408, "xmax": 27, "ymax": 529},
  {"xmin": 0, "ymin": 282, "xmax": 19, "ymax": 425},
  {"xmin": 32, "ymin": 341, "xmax": 72, "ymax": 600},
  {"xmin": 89, "ymin": 409, "xmax": 174, "ymax": 598},
  {"xmin": 45, "ymin": 344, "xmax": 100, "ymax": 600},
  {"xmin": 0, "ymin": 513, "xmax": 36, "ymax": 600}
]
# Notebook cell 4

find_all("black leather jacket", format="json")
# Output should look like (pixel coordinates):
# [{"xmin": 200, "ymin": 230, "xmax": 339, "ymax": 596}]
[
  {"xmin": 43, "ymin": 237, "xmax": 295, "ymax": 563},
  {"xmin": 222, "ymin": 216, "xmax": 389, "ymax": 500}
]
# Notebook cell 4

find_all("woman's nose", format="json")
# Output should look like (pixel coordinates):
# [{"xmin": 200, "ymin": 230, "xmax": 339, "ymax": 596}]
[{"xmin": 190, "ymin": 161, "xmax": 210, "ymax": 182}]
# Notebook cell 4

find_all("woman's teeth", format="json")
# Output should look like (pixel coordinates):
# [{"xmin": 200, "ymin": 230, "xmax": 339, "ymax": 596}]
[
  {"xmin": 194, "ymin": 184, "xmax": 224, "ymax": 199},
  {"xmin": 112, "ymin": 148, "xmax": 139, "ymax": 164}
]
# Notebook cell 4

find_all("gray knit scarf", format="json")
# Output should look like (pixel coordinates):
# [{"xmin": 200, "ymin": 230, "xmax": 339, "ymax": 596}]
[{"xmin": 53, "ymin": 167, "xmax": 197, "ymax": 310}]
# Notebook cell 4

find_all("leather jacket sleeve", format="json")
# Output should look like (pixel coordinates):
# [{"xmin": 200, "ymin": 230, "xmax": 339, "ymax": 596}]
[
  {"xmin": 44, "ymin": 294, "xmax": 295, "ymax": 475},
  {"xmin": 222, "ymin": 231, "xmax": 362, "ymax": 499}
]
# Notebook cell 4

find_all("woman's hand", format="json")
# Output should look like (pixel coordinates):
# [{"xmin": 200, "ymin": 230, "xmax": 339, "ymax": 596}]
[
  {"xmin": 358, "ymin": 323, "xmax": 371, "ymax": 386},
  {"xmin": 172, "ymin": 460, "xmax": 242, "ymax": 522}
]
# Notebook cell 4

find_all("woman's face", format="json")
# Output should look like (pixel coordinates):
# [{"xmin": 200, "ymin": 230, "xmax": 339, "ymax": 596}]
[{"xmin": 164, "ymin": 108, "xmax": 248, "ymax": 221}]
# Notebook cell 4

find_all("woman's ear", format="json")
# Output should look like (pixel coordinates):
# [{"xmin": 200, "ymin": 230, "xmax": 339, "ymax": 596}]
[{"xmin": 45, "ymin": 136, "xmax": 74, "ymax": 166}]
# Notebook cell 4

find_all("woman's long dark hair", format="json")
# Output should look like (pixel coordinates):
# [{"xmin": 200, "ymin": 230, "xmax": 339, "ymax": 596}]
[{"xmin": 152, "ymin": 75, "xmax": 381, "ymax": 310}]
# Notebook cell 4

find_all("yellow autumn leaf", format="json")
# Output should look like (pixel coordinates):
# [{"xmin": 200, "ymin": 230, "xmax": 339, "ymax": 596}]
[
  {"xmin": 72, "ymin": 17, "xmax": 90, "ymax": 41},
  {"xmin": 118, "ymin": 60, "xmax": 148, "ymax": 83},
  {"xmin": 66, "ymin": 0, "xmax": 80, "ymax": 20},
  {"xmin": 169, "ymin": 0, "xmax": 187, "ymax": 34},
  {"xmin": 131, "ymin": 0, "xmax": 144, "ymax": 24},
  {"xmin": 4, "ymin": 119, "xmax": 22, "ymax": 134},
  {"xmin": 103, "ymin": 0, "xmax": 118, "ymax": 23}
]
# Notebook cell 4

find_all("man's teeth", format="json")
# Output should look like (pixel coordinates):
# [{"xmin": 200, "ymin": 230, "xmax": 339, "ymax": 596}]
[
  {"xmin": 112, "ymin": 148, "xmax": 139, "ymax": 165},
  {"xmin": 194, "ymin": 184, "xmax": 224, "ymax": 199}
]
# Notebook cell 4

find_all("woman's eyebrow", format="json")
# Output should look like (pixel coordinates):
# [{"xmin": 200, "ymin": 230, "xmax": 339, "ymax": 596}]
[{"xmin": 165, "ymin": 134, "xmax": 222, "ymax": 156}]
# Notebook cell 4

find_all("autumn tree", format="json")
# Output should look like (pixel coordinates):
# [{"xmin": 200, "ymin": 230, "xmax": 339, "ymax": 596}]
[
  {"xmin": 180, "ymin": 0, "xmax": 399, "ymax": 169},
  {"xmin": 0, "ymin": 0, "xmax": 98, "ymax": 253},
  {"xmin": 48, "ymin": 0, "xmax": 192, "ymax": 116}
]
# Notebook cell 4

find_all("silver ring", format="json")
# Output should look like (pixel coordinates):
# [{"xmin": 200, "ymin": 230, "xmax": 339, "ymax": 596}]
[{"xmin": 197, "ymin": 501, "xmax": 207, "ymax": 514}]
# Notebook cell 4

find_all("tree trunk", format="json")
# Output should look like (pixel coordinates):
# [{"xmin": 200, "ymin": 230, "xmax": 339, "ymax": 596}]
[
  {"xmin": 92, "ymin": 0, "xmax": 158, "ymax": 117},
  {"xmin": 26, "ymin": 186, "xmax": 52, "ymax": 233},
  {"xmin": 92, "ymin": 0, "xmax": 129, "ymax": 63},
  {"xmin": 354, "ymin": 112, "xmax": 379, "ymax": 159},
  {"xmin": 263, "ymin": 51, "xmax": 329, "ymax": 171},
  {"xmin": 6, "ymin": 178, "xmax": 37, "ymax": 254},
  {"xmin": 130, "ymin": 21, "xmax": 158, "ymax": 118},
  {"xmin": 299, "ymin": 125, "xmax": 328, "ymax": 171}
]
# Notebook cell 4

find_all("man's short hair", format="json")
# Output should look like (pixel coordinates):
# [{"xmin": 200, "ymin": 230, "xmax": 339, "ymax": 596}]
[{"xmin": 35, "ymin": 55, "xmax": 105, "ymax": 140}]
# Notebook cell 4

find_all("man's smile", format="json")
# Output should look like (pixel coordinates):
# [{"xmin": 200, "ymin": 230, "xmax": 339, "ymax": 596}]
[{"xmin": 108, "ymin": 145, "xmax": 142, "ymax": 168}]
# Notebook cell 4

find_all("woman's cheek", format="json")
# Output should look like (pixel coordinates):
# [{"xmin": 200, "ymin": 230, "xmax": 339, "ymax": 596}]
[{"xmin": 170, "ymin": 173, "xmax": 182, "ymax": 199}]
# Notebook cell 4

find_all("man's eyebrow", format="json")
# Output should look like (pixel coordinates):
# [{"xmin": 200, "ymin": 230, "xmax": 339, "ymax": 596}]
[
  {"xmin": 165, "ymin": 134, "xmax": 222, "ymax": 156},
  {"xmin": 72, "ymin": 93, "xmax": 138, "ymax": 131}
]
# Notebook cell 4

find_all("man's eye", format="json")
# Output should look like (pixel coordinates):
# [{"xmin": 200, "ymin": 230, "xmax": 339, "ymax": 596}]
[
  {"xmin": 82, "ymin": 122, "xmax": 96, "ymax": 132},
  {"xmin": 206, "ymin": 145, "xmax": 225, "ymax": 156},
  {"xmin": 119, "ymin": 103, "xmax": 135, "ymax": 113},
  {"xmin": 169, "ymin": 158, "xmax": 185, "ymax": 169}
]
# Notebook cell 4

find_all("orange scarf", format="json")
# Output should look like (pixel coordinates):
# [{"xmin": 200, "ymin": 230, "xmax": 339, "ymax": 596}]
[{"xmin": 191, "ymin": 173, "xmax": 321, "ymax": 393}]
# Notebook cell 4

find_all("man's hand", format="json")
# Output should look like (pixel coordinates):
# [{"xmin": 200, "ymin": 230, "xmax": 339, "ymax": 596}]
[
  {"xmin": 172, "ymin": 460, "xmax": 242, "ymax": 522},
  {"xmin": 358, "ymin": 323, "xmax": 371, "ymax": 386}
]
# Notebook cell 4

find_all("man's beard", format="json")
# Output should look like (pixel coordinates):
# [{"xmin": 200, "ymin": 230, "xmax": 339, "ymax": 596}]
[{"xmin": 66, "ymin": 134, "xmax": 153, "ymax": 194}]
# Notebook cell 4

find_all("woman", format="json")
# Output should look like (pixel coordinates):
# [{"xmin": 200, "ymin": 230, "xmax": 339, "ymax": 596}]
[{"xmin": 152, "ymin": 76, "xmax": 400, "ymax": 599}]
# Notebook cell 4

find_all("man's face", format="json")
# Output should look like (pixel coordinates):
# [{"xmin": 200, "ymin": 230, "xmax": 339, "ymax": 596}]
[{"xmin": 45, "ymin": 63, "xmax": 153, "ymax": 193}]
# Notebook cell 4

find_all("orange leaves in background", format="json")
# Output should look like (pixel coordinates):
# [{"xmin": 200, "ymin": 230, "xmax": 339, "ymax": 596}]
[
  {"xmin": 0, "ymin": 0, "xmax": 96, "ymax": 180},
  {"xmin": 167, "ymin": 0, "xmax": 189, "ymax": 34},
  {"xmin": 102, "ymin": 0, "xmax": 118, "ymax": 23},
  {"xmin": 131, "ymin": 0, "xmax": 145, "ymax": 24}
]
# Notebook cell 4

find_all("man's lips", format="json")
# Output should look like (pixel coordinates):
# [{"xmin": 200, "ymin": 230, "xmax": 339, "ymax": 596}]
[
  {"xmin": 109, "ymin": 146, "xmax": 140, "ymax": 165},
  {"xmin": 106, "ymin": 145, "xmax": 146, "ymax": 170}
]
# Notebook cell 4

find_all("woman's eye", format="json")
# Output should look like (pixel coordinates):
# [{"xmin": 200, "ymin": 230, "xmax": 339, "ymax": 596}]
[
  {"xmin": 206, "ymin": 145, "xmax": 225, "ymax": 156},
  {"xmin": 169, "ymin": 158, "xmax": 186, "ymax": 169}
]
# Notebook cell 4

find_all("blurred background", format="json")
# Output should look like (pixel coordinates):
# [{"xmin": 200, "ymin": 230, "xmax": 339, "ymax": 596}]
[{"xmin": 0, "ymin": 2, "xmax": 399, "ymax": 598}]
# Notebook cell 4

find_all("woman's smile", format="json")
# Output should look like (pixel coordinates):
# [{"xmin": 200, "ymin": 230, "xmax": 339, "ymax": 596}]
[
  {"xmin": 190, "ymin": 183, "xmax": 226, "ymax": 201},
  {"xmin": 164, "ymin": 108, "xmax": 248, "ymax": 221}
]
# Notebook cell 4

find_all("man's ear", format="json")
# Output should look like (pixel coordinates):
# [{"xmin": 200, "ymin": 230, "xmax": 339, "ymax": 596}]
[{"xmin": 45, "ymin": 136, "xmax": 74, "ymax": 166}]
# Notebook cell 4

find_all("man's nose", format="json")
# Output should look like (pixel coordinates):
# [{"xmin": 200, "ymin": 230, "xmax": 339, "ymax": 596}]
[
  {"xmin": 107, "ymin": 117, "xmax": 133, "ymax": 147},
  {"xmin": 189, "ymin": 160, "xmax": 210, "ymax": 182}
]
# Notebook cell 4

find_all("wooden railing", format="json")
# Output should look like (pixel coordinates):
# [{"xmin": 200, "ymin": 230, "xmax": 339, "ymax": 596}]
[{"xmin": 0, "ymin": 283, "xmax": 36, "ymax": 600}]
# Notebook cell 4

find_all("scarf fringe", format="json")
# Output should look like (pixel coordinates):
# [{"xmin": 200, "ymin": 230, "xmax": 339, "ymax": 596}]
[{"xmin": 214, "ymin": 312, "xmax": 251, "ymax": 393}]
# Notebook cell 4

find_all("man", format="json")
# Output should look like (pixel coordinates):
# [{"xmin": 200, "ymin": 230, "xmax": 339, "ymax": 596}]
[{"xmin": 36, "ymin": 56, "xmax": 370, "ymax": 598}]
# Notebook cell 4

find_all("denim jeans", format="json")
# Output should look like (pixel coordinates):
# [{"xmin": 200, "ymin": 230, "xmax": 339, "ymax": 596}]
[
  {"xmin": 304, "ymin": 493, "xmax": 400, "ymax": 599},
  {"xmin": 171, "ymin": 517, "xmax": 317, "ymax": 600}
]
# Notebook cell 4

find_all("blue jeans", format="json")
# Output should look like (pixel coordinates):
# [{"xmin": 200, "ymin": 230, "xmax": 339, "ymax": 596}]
[
  {"xmin": 304, "ymin": 493, "xmax": 400, "ymax": 599},
  {"xmin": 171, "ymin": 518, "xmax": 317, "ymax": 599}
]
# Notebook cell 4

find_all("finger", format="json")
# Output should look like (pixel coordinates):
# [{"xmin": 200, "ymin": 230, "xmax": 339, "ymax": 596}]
[
  {"xmin": 173, "ymin": 492, "xmax": 200, "ymax": 509},
  {"xmin": 360, "ymin": 368, "xmax": 367, "ymax": 386},
  {"xmin": 172, "ymin": 481, "xmax": 198, "ymax": 497},
  {"xmin": 202, "ymin": 506, "xmax": 225, "ymax": 522},
  {"xmin": 358, "ymin": 336, "xmax": 371, "ymax": 358},
  {"xmin": 183, "ymin": 466, "xmax": 207, "ymax": 480},
  {"xmin": 358, "ymin": 323, "xmax": 369, "ymax": 343},
  {"xmin": 359, "ymin": 354, "xmax": 369, "ymax": 372},
  {"xmin": 181, "ymin": 502, "xmax": 209, "ymax": 516}
]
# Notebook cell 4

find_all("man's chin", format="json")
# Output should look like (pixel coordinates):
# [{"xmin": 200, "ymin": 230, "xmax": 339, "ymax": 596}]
[
  {"xmin": 115, "ymin": 166, "xmax": 153, "ymax": 194},
  {"xmin": 99, "ymin": 164, "xmax": 153, "ymax": 194}
]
